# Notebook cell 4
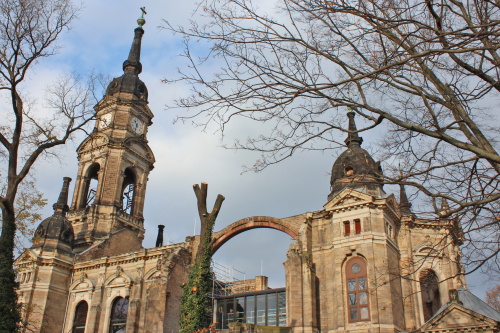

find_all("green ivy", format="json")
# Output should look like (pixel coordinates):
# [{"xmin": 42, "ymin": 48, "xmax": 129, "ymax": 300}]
[{"xmin": 179, "ymin": 217, "xmax": 215, "ymax": 333}]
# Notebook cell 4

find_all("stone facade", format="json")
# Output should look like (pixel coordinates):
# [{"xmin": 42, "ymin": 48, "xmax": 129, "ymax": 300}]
[{"xmin": 15, "ymin": 17, "xmax": 500, "ymax": 333}]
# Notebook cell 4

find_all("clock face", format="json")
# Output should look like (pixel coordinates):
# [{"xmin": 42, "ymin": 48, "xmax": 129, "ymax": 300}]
[
  {"xmin": 131, "ymin": 117, "xmax": 143, "ymax": 134},
  {"xmin": 99, "ymin": 113, "xmax": 112, "ymax": 129}
]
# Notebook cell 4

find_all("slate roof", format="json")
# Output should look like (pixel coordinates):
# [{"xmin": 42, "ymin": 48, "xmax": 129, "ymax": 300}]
[{"xmin": 430, "ymin": 286, "xmax": 500, "ymax": 322}]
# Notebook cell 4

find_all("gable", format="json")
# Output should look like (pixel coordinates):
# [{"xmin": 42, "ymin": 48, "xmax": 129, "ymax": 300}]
[
  {"xmin": 324, "ymin": 188, "xmax": 374, "ymax": 211},
  {"xmin": 15, "ymin": 249, "xmax": 37, "ymax": 265},
  {"xmin": 76, "ymin": 133, "xmax": 110, "ymax": 154},
  {"xmin": 123, "ymin": 137, "xmax": 155, "ymax": 164},
  {"xmin": 421, "ymin": 304, "xmax": 499, "ymax": 332}
]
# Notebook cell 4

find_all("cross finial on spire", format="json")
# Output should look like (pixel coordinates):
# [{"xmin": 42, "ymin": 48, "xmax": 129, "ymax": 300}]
[{"xmin": 138, "ymin": 7, "xmax": 147, "ymax": 28}]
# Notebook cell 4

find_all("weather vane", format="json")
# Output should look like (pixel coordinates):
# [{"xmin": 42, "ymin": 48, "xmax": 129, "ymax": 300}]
[{"xmin": 137, "ymin": 7, "xmax": 147, "ymax": 28}]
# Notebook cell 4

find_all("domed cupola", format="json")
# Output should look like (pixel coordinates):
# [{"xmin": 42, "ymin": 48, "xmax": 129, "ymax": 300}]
[
  {"xmin": 32, "ymin": 177, "xmax": 74, "ymax": 254},
  {"xmin": 328, "ymin": 112, "xmax": 383, "ymax": 200},
  {"xmin": 104, "ymin": 17, "xmax": 148, "ymax": 102}
]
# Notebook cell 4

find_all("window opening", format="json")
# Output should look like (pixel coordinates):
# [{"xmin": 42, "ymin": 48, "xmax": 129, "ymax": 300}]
[
  {"xmin": 73, "ymin": 301, "xmax": 88, "ymax": 333},
  {"xmin": 83, "ymin": 164, "xmax": 100, "ymax": 207},
  {"xmin": 346, "ymin": 257, "xmax": 370, "ymax": 322},
  {"xmin": 256, "ymin": 294, "xmax": 266, "ymax": 325},
  {"xmin": 246, "ymin": 295, "xmax": 255, "ymax": 324},
  {"xmin": 278, "ymin": 291, "xmax": 286, "ymax": 326},
  {"xmin": 345, "ymin": 166, "xmax": 354, "ymax": 176},
  {"xmin": 109, "ymin": 297, "xmax": 129, "ymax": 333},
  {"xmin": 120, "ymin": 169, "xmax": 136, "ymax": 214},
  {"xmin": 355, "ymin": 219, "xmax": 361, "ymax": 234},
  {"xmin": 344, "ymin": 221, "xmax": 350, "ymax": 237},
  {"xmin": 236, "ymin": 297, "xmax": 245, "ymax": 323},
  {"xmin": 420, "ymin": 269, "xmax": 440, "ymax": 322},
  {"xmin": 267, "ymin": 293, "xmax": 277, "ymax": 326}
]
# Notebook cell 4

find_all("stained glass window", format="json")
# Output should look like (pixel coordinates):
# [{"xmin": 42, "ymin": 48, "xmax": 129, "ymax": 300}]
[{"xmin": 109, "ymin": 297, "xmax": 128, "ymax": 333}]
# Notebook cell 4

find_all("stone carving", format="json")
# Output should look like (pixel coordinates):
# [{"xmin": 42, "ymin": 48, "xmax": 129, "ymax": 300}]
[
  {"xmin": 156, "ymin": 256, "xmax": 164, "ymax": 271},
  {"xmin": 115, "ymin": 266, "xmax": 123, "ymax": 277},
  {"xmin": 136, "ymin": 267, "xmax": 144, "ymax": 281},
  {"xmin": 98, "ymin": 273, "xmax": 105, "ymax": 285},
  {"xmin": 79, "ymin": 272, "xmax": 87, "ymax": 283},
  {"xmin": 448, "ymin": 289, "xmax": 463, "ymax": 305}
]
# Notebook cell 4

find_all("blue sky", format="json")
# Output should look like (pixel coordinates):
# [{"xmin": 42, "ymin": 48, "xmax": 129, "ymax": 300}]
[{"xmin": 17, "ymin": 0, "xmax": 492, "ymax": 299}]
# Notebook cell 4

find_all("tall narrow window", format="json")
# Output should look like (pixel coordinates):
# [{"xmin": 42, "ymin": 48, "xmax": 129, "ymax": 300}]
[
  {"xmin": 420, "ymin": 269, "xmax": 440, "ymax": 322},
  {"xmin": 346, "ymin": 257, "xmax": 370, "ymax": 322},
  {"xmin": 109, "ymin": 297, "xmax": 129, "ymax": 333},
  {"xmin": 344, "ymin": 221, "xmax": 350, "ymax": 236},
  {"xmin": 82, "ymin": 163, "xmax": 100, "ymax": 208},
  {"xmin": 73, "ymin": 301, "xmax": 88, "ymax": 333},
  {"xmin": 355, "ymin": 219, "xmax": 361, "ymax": 234},
  {"xmin": 121, "ymin": 168, "xmax": 136, "ymax": 214}
]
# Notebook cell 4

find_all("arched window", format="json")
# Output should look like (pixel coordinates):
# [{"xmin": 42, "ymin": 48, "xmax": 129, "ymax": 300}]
[
  {"xmin": 420, "ymin": 269, "xmax": 440, "ymax": 322},
  {"xmin": 109, "ymin": 297, "xmax": 129, "ymax": 333},
  {"xmin": 121, "ymin": 168, "xmax": 136, "ymax": 215},
  {"xmin": 81, "ymin": 163, "xmax": 100, "ymax": 208},
  {"xmin": 346, "ymin": 257, "xmax": 370, "ymax": 322},
  {"xmin": 73, "ymin": 301, "xmax": 88, "ymax": 333}
]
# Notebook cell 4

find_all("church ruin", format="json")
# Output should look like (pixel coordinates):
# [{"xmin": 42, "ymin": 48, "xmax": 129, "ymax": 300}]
[{"xmin": 15, "ymin": 13, "xmax": 500, "ymax": 333}]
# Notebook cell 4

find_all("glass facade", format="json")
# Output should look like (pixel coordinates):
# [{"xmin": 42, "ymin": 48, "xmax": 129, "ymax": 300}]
[{"xmin": 214, "ymin": 288, "xmax": 286, "ymax": 329}]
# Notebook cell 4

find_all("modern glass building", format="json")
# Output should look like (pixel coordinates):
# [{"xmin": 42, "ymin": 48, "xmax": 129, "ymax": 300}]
[{"xmin": 214, "ymin": 288, "xmax": 286, "ymax": 329}]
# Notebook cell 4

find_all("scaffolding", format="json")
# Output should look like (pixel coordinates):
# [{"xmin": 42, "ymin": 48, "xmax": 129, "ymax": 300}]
[
  {"xmin": 210, "ymin": 260, "xmax": 246, "ymax": 297},
  {"xmin": 207, "ymin": 261, "xmax": 246, "ymax": 326}
]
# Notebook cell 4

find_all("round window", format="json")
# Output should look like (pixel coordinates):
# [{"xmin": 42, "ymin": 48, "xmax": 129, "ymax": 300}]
[{"xmin": 351, "ymin": 263, "xmax": 361, "ymax": 274}]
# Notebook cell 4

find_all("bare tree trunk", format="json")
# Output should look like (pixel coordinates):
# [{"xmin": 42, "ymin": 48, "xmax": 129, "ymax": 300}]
[
  {"xmin": 179, "ymin": 182, "xmax": 224, "ymax": 333},
  {"xmin": 193, "ymin": 182, "xmax": 225, "ymax": 263}
]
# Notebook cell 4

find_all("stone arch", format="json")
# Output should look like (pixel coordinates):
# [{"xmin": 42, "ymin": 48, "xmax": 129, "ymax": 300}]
[
  {"xmin": 78, "ymin": 162, "xmax": 101, "ymax": 209},
  {"xmin": 211, "ymin": 216, "xmax": 300, "ymax": 254},
  {"xmin": 104, "ymin": 266, "xmax": 133, "ymax": 287}
]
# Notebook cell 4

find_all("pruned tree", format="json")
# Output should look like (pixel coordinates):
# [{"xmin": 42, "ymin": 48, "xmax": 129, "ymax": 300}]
[
  {"xmin": 179, "ymin": 182, "xmax": 224, "ymax": 333},
  {"xmin": 0, "ymin": 0, "xmax": 106, "ymax": 330},
  {"xmin": 164, "ymin": 0, "xmax": 500, "ymax": 279}
]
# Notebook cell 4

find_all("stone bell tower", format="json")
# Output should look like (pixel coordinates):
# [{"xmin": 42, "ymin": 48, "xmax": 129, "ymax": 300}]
[{"xmin": 67, "ymin": 16, "xmax": 155, "ymax": 252}]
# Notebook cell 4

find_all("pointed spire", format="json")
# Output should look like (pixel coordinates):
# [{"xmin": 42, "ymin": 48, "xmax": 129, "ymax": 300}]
[
  {"xmin": 345, "ymin": 112, "xmax": 363, "ymax": 147},
  {"xmin": 399, "ymin": 184, "xmax": 413, "ymax": 216},
  {"xmin": 123, "ymin": 8, "xmax": 147, "ymax": 75},
  {"xmin": 53, "ymin": 177, "xmax": 72, "ymax": 215},
  {"xmin": 440, "ymin": 197, "xmax": 450, "ymax": 213}
]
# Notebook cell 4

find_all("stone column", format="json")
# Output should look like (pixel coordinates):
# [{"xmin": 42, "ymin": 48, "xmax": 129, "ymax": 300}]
[
  {"xmin": 126, "ymin": 300, "xmax": 141, "ymax": 333},
  {"xmin": 86, "ymin": 285, "xmax": 103, "ymax": 332}
]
